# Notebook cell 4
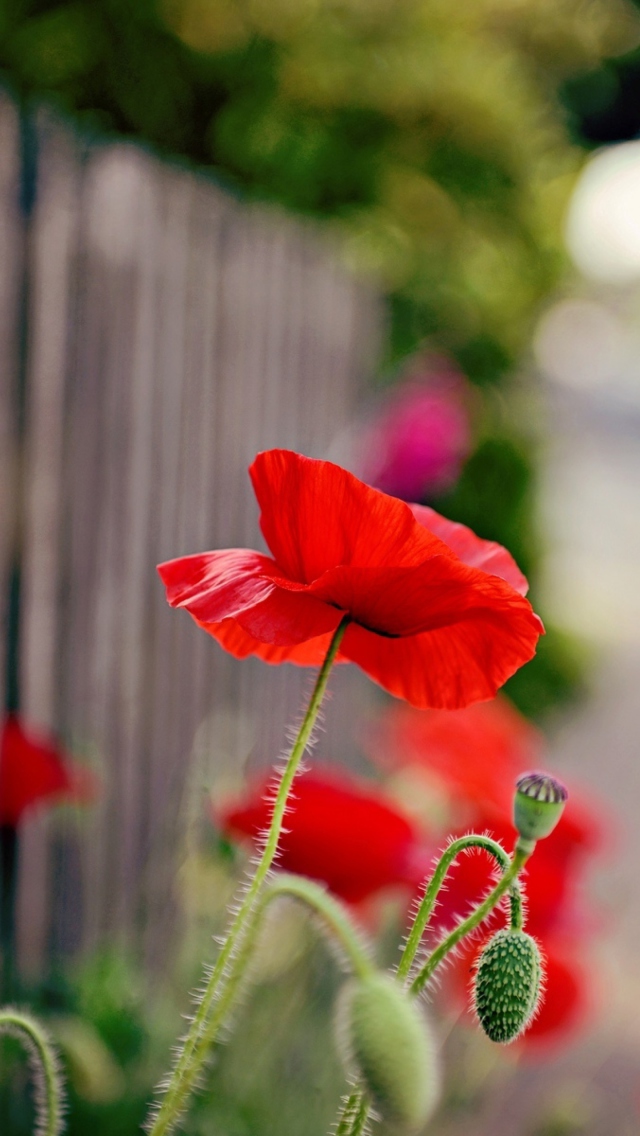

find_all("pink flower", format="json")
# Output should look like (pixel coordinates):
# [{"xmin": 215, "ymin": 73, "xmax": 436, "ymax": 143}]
[{"xmin": 357, "ymin": 360, "xmax": 472, "ymax": 500}]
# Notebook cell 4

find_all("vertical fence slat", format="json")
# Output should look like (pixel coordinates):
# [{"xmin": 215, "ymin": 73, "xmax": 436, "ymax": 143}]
[
  {"xmin": 16, "ymin": 113, "xmax": 82, "ymax": 973},
  {"xmin": 2, "ymin": 103, "xmax": 383, "ymax": 965},
  {"xmin": 0, "ymin": 96, "xmax": 22, "ymax": 702}
]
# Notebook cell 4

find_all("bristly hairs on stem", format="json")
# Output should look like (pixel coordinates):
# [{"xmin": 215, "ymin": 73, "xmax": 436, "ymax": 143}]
[
  {"xmin": 396, "ymin": 832, "xmax": 519, "ymax": 985},
  {"xmin": 0, "ymin": 1007, "xmax": 66, "ymax": 1136},
  {"xmin": 145, "ymin": 616, "xmax": 349, "ymax": 1136}
]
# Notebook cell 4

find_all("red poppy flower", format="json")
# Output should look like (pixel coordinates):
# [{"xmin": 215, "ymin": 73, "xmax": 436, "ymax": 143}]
[
  {"xmin": 159, "ymin": 450, "xmax": 542, "ymax": 710},
  {"xmin": 217, "ymin": 768, "xmax": 429, "ymax": 904},
  {"xmin": 366, "ymin": 697, "xmax": 539, "ymax": 816},
  {"xmin": 0, "ymin": 715, "xmax": 96, "ymax": 826}
]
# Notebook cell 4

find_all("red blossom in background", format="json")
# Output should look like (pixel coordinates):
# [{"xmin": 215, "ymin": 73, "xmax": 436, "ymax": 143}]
[
  {"xmin": 159, "ymin": 449, "xmax": 543, "ymax": 709},
  {"xmin": 217, "ymin": 767, "xmax": 429, "ymax": 904},
  {"xmin": 357, "ymin": 363, "xmax": 472, "ymax": 501},
  {"xmin": 0, "ymin": 715, "xmax": 96, "ymax": 826},
  {"xmin": 365, "ymin": 698, "xmax": 604, "ymax": 1051}
]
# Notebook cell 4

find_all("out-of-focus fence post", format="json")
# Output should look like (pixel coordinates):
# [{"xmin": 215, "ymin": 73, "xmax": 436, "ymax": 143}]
[{"xmin": 0, "ymin": 93, "xmax": 383, "ymax": 972}]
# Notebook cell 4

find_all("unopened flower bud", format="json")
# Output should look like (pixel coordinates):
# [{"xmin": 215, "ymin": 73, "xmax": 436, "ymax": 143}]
[
  {"xmin": 474, "ymin": 928, "xmax": 543, "ymax": 1044},
  {"xmin": 337, "ymin": 972, "xmax": 439, "ymax": 1130},
  {"xmin": 514, "ymin": 772, "xmax": 568, "ymax": 843}
]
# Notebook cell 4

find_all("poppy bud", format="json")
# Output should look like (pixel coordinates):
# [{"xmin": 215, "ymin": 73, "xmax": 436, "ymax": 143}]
[
  {"xmin": 473, "ymin": 928, "xmax": 543, "ymax": 1044},
  {"xmin": 337, "ymin": 972, "xmax": 439, "ymax": 1130},
  {"xmin": 513, "ymin": 772, "xmax": 568, "ymax": 843}
]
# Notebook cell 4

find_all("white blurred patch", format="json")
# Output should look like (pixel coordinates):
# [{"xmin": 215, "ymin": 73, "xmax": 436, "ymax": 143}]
[
  {"xmin": 534, "ymin": 299, "xmax": 626, "ymax": 390},
  {"xmin": 85, "ymin": 146, "xmax": 157, "ymax": 266},
  {"xmin": 566, "ymin": 141, "xmax": 640, "ymax": 284}
]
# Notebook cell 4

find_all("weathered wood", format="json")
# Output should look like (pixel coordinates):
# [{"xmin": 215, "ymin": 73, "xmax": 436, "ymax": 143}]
[{"xmin": 0, "ymin": 95, "xmax": 382, "ymax": 969}]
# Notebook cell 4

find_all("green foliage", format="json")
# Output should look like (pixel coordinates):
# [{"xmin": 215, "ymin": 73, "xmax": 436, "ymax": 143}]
[
  {"xmin": 0, "ymin": 0, "xmax": 635, "ymax": 363},
  {"xmin": 432, "ymin": 436, "xmax": 536, "ymax": 577},
  {"xmin": 0, "ymin": 0, "xmax": 620, "ymax": 717}
]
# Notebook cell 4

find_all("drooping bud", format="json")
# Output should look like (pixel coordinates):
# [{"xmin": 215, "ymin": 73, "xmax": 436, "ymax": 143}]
[
  {"xmin": 513, "ymin": 772, "xmax": 568, "ymax": 843},
  {"xmin": 473, "ymin": 928, "xmax": 543, "ymax": 1044},
  {"xmin": 337, "ymin": 972, "xmax": 439, "ymax": 1130}
]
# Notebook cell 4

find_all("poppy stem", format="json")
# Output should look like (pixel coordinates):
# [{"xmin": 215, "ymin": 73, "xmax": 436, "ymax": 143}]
[
  {"xmin": 0, "ymin": 1008, "xmax": 65, "ymax": 1136},
  {"xmin": 166, "ymin": 873, "xmax": 374, "ymax": 1108},
  {"xmin": 335, "ymin": 1090, "xmax": 369, "ymax": 1136},
  {"xmin": 263, "ymin": 874, "xmax": 373, "ymax": 978},
  {"xmin": 410, "ymin": 842, "xmax": 531, "ymax": 997},
  {"xmin": 334, "ymin": 840, "xmax": 532, "ymax": 1136},
  {"xmin": 146, "ymin": 616, "xmax": 350, "ymax": 1136},
  {"xmin": 397, "ymin": 834, "xmax": 519, "ymax": 983}
]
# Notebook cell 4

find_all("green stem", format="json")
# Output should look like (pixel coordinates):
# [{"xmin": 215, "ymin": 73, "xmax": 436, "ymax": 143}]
[
  {"xmin": 146, "ymin": 617, "xmax": 349, "ymax": 1136},
  {"xmin": 335, "ymin": 1090, "xmax": 369, "ymax": 1136},
  {"xmin": 335, "ymin": 840, "xmax": 531, "ymax": 1136},
  {"xmin": 410, "ymin": 844, "xmax": 531, "ymax": 997},
  {"xmin": 263, "ymin": 875, "xmax": 373, "ymax": 979},
  {"xmin": 167, "ymin": 871, "xmax": 375, "ymax": 1111},
  {"xmin": 335, "ymin": 1093, "xmax": 361, "ymax": 1136},
  {"xmin": 0, "ymin": 1008, "xmax": 64, "ymax": 1136},
  {"xmin": 397, "ymin": 835, "xmax": 512, "ymax": 984}
]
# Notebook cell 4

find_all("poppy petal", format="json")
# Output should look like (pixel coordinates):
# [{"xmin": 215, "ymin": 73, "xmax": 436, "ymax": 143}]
[
  {"xmin": 250, "ymin": 449, "xmax": 448, "ymax": 582},
  {"xmin": 340, "ymin": 600, "xmax": 542, "ymax": 709},
  {"xmin": 307, "ymin": 558, "xmax": 536, "ymax": 639},
  {"xmin": 410, "ymin": 504, "xmax": 529, "ymax": 595},
  {"xmin": 158, "ymin": 550, "xmax": 341, "ymax": 646},
  {"xmin": 194, "ymin": 617, "xmax": 339, "ymax": 665}
]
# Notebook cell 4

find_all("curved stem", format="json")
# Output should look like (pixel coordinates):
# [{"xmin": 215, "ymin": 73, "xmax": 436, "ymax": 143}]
[
  {"xmin": 410, "ymin": 844, "xmax": 531, "ymax": 997},
  {"xmin": 147, "ymin": 617, "xmax": 349, "ymax": 1136},
  {"xmin": 174, "ymin": 872, "xmax": 375, "ymax": 1114},
  {"xmin": 397, "ymin": 835, "xmax": 512, "ymax": 984},
  {"xmin": 264, "ymin": 875, "xmax": 373, "ymax": 979},
  {"xmin": 0, "ymin": 1009, "xmax": 64, "ymax": 1136}
]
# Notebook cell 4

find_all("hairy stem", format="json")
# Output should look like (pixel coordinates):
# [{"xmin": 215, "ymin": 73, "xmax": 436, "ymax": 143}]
[
  {"xmin": 147, "ymin": 617, "xmax": 349, "ymax": 1136},
  {"xmin": 167, "ymin": 871, "xmax": 375, "ymax": 1112},
  {"xmin": 411, "ymin": 844, "xmax": 531, "ymax": 997},
  {"xmin": 397, "ymin": 835, "xmax": 513, "ymax": 983},
  {"xmin": 0, "ymin": 1008, "xmax": 64, "ymax": 1136},
  {"xmin": 334, "ymin": 840, "xmax": 531, "ymax": 1136},
  {"xmin": 263, "ymin": 875, "xmax": 373, "ymax": 979}
]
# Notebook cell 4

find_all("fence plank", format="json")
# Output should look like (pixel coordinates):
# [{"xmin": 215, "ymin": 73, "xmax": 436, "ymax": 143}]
[{"xmin": 4, "ymin": 105, "xmax": 382, "ymax": 967}]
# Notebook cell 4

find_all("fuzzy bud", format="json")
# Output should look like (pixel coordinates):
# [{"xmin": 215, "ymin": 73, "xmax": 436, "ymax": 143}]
[
  {"xmin": 473, "ymin": 929, "xmax": 543, "ymax": 1044},
  {"xmin": 337, "ymin": 972, "xmax": 439, "ymax": 1130},
  {"xmin": 514, "ymin": 772, "xmax": 568, "ymax": 843}
]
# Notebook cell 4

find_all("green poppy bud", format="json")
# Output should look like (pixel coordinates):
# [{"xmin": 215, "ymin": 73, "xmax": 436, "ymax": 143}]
[
  {"xmin": 513, "ymin": 772, "xmax": 568, "ymax": 843},
  {"xmin": 337, "ymin": 972, "xmax": 439, "ymax": 1130},
  {"xmin": 474, "ymin": 928, "xmax": 543, "ymax": 1044}
]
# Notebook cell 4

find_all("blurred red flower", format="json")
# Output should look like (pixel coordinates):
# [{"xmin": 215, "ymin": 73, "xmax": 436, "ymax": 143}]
[
  {"xmin": 159, "ymin": 449, "xmax": 542, "ymax": 709},
  {"xmin": 357, "ymin": 364, "xmax": 472, "ymax": 500},
  {"xmin": 0, "ymin": 715, "xmax": 96, "ymax": 826},
  {"xmin": 217, "ymin": 767, "xmax": 429, "ymax": 904},
  {"xmin": 366, "ymin": 697, "xmax": 538, "ymax": 817}
]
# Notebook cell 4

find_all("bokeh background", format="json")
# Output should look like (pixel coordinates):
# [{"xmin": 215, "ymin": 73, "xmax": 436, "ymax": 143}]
[{"xmin": 2, "ymin": 2, "xmax": 640, "ymax": 1133}]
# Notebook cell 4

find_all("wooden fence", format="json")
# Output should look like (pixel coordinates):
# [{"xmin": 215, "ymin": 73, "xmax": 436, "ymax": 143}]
[{"xmin": 0, "ymin": 94, "xmax": 383, "ymax": 971}]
